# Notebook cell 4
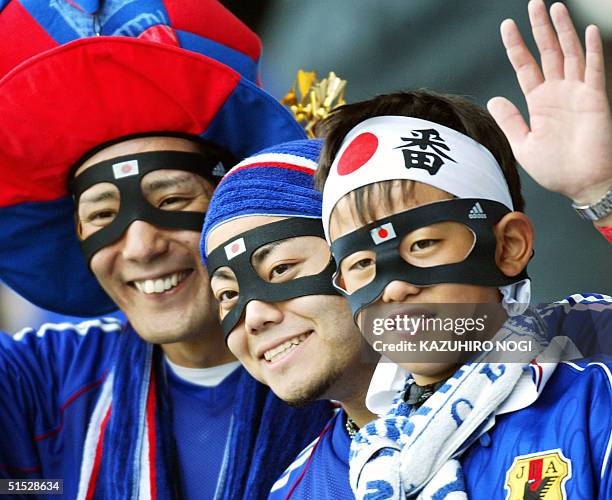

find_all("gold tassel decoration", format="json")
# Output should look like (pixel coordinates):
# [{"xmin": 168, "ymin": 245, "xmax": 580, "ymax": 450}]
[{"xmin": 281, "ymin": 70, "xmax": 347, "ymax": 138}]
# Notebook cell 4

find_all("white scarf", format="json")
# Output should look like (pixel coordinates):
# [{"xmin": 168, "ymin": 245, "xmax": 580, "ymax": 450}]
[{"xmin": 349, "ymin": 307, "xmax": 569, "ymax": 499}]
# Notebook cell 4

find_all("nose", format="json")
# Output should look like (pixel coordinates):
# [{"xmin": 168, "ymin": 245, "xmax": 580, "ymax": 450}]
[
  {"xmin": 244, "ymin": 300, "xmax": 284, "ymax": 335},
  {"xmin": 120, "ymin": 220, "xmax": 169, "ymax": 263},
  {"xmin": 381, "ymin": 280, "xmax": 420, "ymax": 303}
]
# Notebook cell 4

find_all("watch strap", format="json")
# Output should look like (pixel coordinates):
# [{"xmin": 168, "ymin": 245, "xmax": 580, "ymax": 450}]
[{"xmin": 572, "ymin": 187, "xmax": 612, "ymax": 221}]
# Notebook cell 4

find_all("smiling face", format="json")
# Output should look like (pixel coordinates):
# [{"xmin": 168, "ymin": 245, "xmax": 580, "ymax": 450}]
[
  {"xmin": 329, "ymin": 180, "xmax": 504, "ymax": 384},
  {"xmin": 207, "ymin": 215, "xmax": 369, "ymax": 405},
  {"xmin": 74, "ymin": 137, "xmax": 224, "ymax": 350}
]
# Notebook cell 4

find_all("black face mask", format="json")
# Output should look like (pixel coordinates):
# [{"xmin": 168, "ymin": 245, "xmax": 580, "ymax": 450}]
[
  {"xmin": 70, "ymin": 150, "xmax": 232, "ymax": 264},
  {"xmin": 330, "ymin": 198, "xmax": 529, "ymax": 319},
  {"xmin": 206, "ymin": 217, "xmax": 339, "ymax": 339}
]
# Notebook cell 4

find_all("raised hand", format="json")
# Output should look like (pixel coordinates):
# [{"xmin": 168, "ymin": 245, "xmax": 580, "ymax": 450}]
[{"xmin": 487, "ymin": 0, "xmax": 612, "ymax": 209}]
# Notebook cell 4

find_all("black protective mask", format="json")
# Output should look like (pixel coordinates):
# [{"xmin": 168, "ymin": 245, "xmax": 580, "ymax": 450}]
[
  {"xmin": 206, "ymin": 217, "xmax": 339, "ymax": 338},
  {"xmin": 71, "ymin": 150, "xmax": 231, "ymax": 264},
  {"xmin": 330, "ymin": 198, "xmax": 529, "ymax": 319}
]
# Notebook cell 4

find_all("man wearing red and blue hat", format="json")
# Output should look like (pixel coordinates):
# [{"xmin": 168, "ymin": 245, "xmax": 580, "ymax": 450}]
[{"xmin": 0, "ymin": 2, "xmax": 331, "ymax": 498}]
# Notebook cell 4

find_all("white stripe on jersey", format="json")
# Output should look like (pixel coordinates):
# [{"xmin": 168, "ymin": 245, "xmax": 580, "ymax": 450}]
[
  {"xmin": 13, "ymin": 318, "xmax": 122, "ymax": 341},
  {"xmin": 602, "ymin": 430, "xmax": 612, "ymax": 481},
  {"xmin": 558, "ymin": 293, "xmax": 612, "ymax": 304},
  {"xmin": 562, "ymin": 361, "xmax": 612, "ymax": 389},
  {"xmin": 561, "ymin": 360, "xmax": 612, "ymax": 480},
  {"xmin": 270, "ymin": 408, "xmax": 342, "ymax": 492},
  {"xmin": 77, "ymin": 371, "xmax": 113, "ymax": 500},
  {"xmin": 270, "ymin": 437, "xmax": 320, "ymax": 492}
]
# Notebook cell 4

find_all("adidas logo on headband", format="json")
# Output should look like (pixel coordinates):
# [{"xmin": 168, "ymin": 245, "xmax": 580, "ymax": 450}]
[
  {"xmin": 468, "ymin": 202, "xmax": 487, "ymax": 219},
  {"xmin": 321, "ymin": 116, "xmax": 515, "ymax": 242}
]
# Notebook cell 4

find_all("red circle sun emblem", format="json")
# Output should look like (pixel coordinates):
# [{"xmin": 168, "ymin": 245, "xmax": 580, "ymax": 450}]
[
  {"xmin": 121, "ymin": 164, "xmax": 132, "ymax": 173},
  {"xmin": 378, "ymin": 228, "xmax": 388, "ymax": 239},
  {"xmin": 230, "ymin": 243, "xmax": 240, "ymax": 253},
  {"xmin": 337, "ymin": 132, "xmax": 378, "ymax": 176}
]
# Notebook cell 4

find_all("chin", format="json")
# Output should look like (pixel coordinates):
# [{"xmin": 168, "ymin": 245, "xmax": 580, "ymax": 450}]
[
  {"xmin": 276, "ymin": 368, "xmax": 343, "ymax": 407},
  {"xmin": 130, "ymin": 317, "xmax": 196, "ymax": 345}
]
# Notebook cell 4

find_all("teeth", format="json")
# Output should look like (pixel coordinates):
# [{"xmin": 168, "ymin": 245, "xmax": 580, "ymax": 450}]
[
  {"xmin": 134, "ymin": 271, "xmax": 187, "ymax": 295},
  {"xmin": 264, "ymin": 333, "xmax": 310, "ymax": 363}
]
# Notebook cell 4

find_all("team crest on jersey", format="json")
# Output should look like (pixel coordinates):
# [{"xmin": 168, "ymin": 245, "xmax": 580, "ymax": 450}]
[{"xmin": 505, "ymin": 449, "xmax": 571, "ymax": 500}]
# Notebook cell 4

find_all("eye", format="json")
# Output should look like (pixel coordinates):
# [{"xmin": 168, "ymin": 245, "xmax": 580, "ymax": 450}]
[
  {"xmin": 86, "ymin": 209, "xmax": 117, "ymax": 225},
  {"xmin": 410, "ymin": 239, "xmax": 439, "ymax": 251},
  {"xmin": 217, "ymin": 289, "xmax": 239, "ymax": 308},
  {"xmin": 159, "ymin": 196, "xmax": 189, "ymax": 209},
  {"xmin": 349, "ymin": 257, "xmax": 374, "ymax": 272},
  {"xmin": 269, "ymin": 263, "xmax": 294, "ymax": 280}
]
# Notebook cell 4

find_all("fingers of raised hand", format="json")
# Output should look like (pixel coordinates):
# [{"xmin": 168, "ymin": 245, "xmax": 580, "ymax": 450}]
[
  {"xmin": 501, "ymin": 18, "xmax": 543, "ymax": 96},
  {"xmin": 487, "ymin": 97, "xmax": 529, "ymax": 153},
  {"xmin": 528, "ymin": 0, "xmax": 565, "ymax": 80},
  {"xmin": 585, "ymin": 24, "xmax": 606, "ymax": 91},
  {"xmin": 549, "ymin": 2, "xmax": 586, "ymax": 81}
]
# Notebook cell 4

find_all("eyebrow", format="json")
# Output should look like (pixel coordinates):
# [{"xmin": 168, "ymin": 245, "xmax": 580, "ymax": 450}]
[
  {"xmin": 79, "ymin": 189, "xmax": 119, "ymax": 206},
  {"xmin": 251, "ymin": 240, "xmax": 285, "ymax": 266},
  {"xmin": 142, "ymin": 172, "xmax": 196, "ymax": 193},
  {"xmin": 212, "ymin": 268, "xmax": 237, "ymax": 281}
]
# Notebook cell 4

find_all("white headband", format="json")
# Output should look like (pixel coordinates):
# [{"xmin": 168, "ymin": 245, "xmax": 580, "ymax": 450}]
[
  {"xmin": 321, "ymin": 116, "xmax": 514, "ymax": 241},
  {"xmin": 321, "ymin": 115, "xmax": 530, "ymax": 316}
]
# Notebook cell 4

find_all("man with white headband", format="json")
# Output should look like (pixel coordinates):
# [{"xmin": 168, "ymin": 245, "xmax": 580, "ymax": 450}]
[{"xmin": 316, "ymin": 2, "xmax": 611, "ymax": 498}]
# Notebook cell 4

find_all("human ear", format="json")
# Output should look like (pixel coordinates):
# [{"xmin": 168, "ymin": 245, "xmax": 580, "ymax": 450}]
[{"xmin": 493, "ymin": 212, "xmax": 534, "ymax": 277}]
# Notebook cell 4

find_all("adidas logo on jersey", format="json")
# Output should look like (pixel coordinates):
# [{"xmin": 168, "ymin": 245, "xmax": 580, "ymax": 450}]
[{"xmin": 468, "ymin": 202, "xmax": 487, "ymax": 219}]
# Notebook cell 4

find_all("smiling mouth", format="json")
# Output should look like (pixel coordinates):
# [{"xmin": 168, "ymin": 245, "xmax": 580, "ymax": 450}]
[
  {"xmin": 131, "ymin": 271, "xmax": 190, "ymax": 294},
  {"xmin": 263, "ymin": 331, "xmax": 313, "ymax": 363}
]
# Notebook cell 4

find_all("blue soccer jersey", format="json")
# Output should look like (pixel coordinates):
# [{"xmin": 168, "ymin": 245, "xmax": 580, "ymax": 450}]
[
  {"xmin": 462, "ymin": 357, "xmax": 612, "ymax": 499},
  {"xmin": 269, "ymin": 409, "xmax": 355, "ymax": 499},
  {"xmin": 167, "ymin": 365, "xmax": 241, "ymax": 500},
  {"xmin": 0, "ymin": 319, "xmax": 333, "ymax": 499},
  {"xmin": 355, "ymin": 294, "xmax": 612, "ymax": 499}
]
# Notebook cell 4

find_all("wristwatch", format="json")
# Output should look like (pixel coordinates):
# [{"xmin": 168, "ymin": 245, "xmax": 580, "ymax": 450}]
[{"xmin": 572, "ymin": 187, "xmax": 612, "ymax": 221}]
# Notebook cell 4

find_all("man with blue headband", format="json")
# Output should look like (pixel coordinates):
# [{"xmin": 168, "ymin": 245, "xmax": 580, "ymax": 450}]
[
  {"xmin": 202, "ymin": 139, "xmax": 377, "ymax": 499},
  {"xmin": 0, "ymin": 2, "xmax": 331, "ymax": 498}
]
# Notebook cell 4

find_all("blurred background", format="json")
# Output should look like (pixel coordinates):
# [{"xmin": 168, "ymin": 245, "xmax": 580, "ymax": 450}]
[{"xmin": 1, "ymin": 0, "xmax": 610, "ymax": 333}]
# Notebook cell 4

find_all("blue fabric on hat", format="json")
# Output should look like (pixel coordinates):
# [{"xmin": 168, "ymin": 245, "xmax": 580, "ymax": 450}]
[{"xmin": 201, "ymin": 139, "xmax": 323, "ymax": 263}]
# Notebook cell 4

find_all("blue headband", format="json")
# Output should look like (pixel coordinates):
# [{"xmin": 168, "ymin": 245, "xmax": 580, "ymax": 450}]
[{"xmin": 201, "ymin": 139, "xmax": 323, "ymax": 263}]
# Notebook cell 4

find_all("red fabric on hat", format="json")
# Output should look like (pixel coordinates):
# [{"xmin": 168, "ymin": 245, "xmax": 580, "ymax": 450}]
[
  {"xmin": 0, "ymin": 1, "xmax": 58, "ymax": 79},
  {"xmin": 138, "ymin": 25, "xmax": 181, "ymax": 47},
  {"xmin": 163, "ymin": 0, "xmax": 261, "ymax": 62},
  {"xmin": 0, "ymin": 37, "xmax": 239, "ymax": 207}
]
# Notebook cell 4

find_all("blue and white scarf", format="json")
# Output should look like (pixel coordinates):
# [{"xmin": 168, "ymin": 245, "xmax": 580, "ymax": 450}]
[
  {"xmin": 349, "ymin": 307, "xmax": 560, "ymax": 500},
  {"xmin": 76, "ymin": 323, "xmax": 332, "ymax": 499}
]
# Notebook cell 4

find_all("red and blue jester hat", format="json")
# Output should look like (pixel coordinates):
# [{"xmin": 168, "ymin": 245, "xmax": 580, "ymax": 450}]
[
  {"xmin": 0, "ymin": 0, "xmax": 306, "ymax": 316},
  {"xmin": 0, "ymin": 0, "xmax": 262, "ymax": 83}
]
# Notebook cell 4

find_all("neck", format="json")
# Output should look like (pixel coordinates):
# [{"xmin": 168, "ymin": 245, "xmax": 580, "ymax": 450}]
[
  {"xmin": 341, "ymin": 393, "xmax": 376, "ymax": 428},
  {"xmin": 411, "ymin": 365, "xmax": 459, "ymax": 386},
  {"xmin": 331, "ymin": 362, "xmax": 377, "ymax": 428},
  {"xmin": 161, "ymin": 337, "xmax": 236, "ymax": 368}
]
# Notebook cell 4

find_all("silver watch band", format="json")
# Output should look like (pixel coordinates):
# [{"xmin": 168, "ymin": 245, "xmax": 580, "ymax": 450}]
[{"xmin": 572, "ymin": 187, "xmax": 612, "ymax": 221}]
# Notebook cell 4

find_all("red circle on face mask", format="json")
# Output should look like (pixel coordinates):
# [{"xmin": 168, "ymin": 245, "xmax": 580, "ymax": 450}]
[
  {"xmin": 231, "ymin": 243, "xmax": 240, "ymax": 252},
  {"xmin": 378, "ymin": 228, "xmax": 388, "ymax": 239},
  {"xmin": 337, "ymin": 132, "xmax": 378, "ymax": 176}
]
